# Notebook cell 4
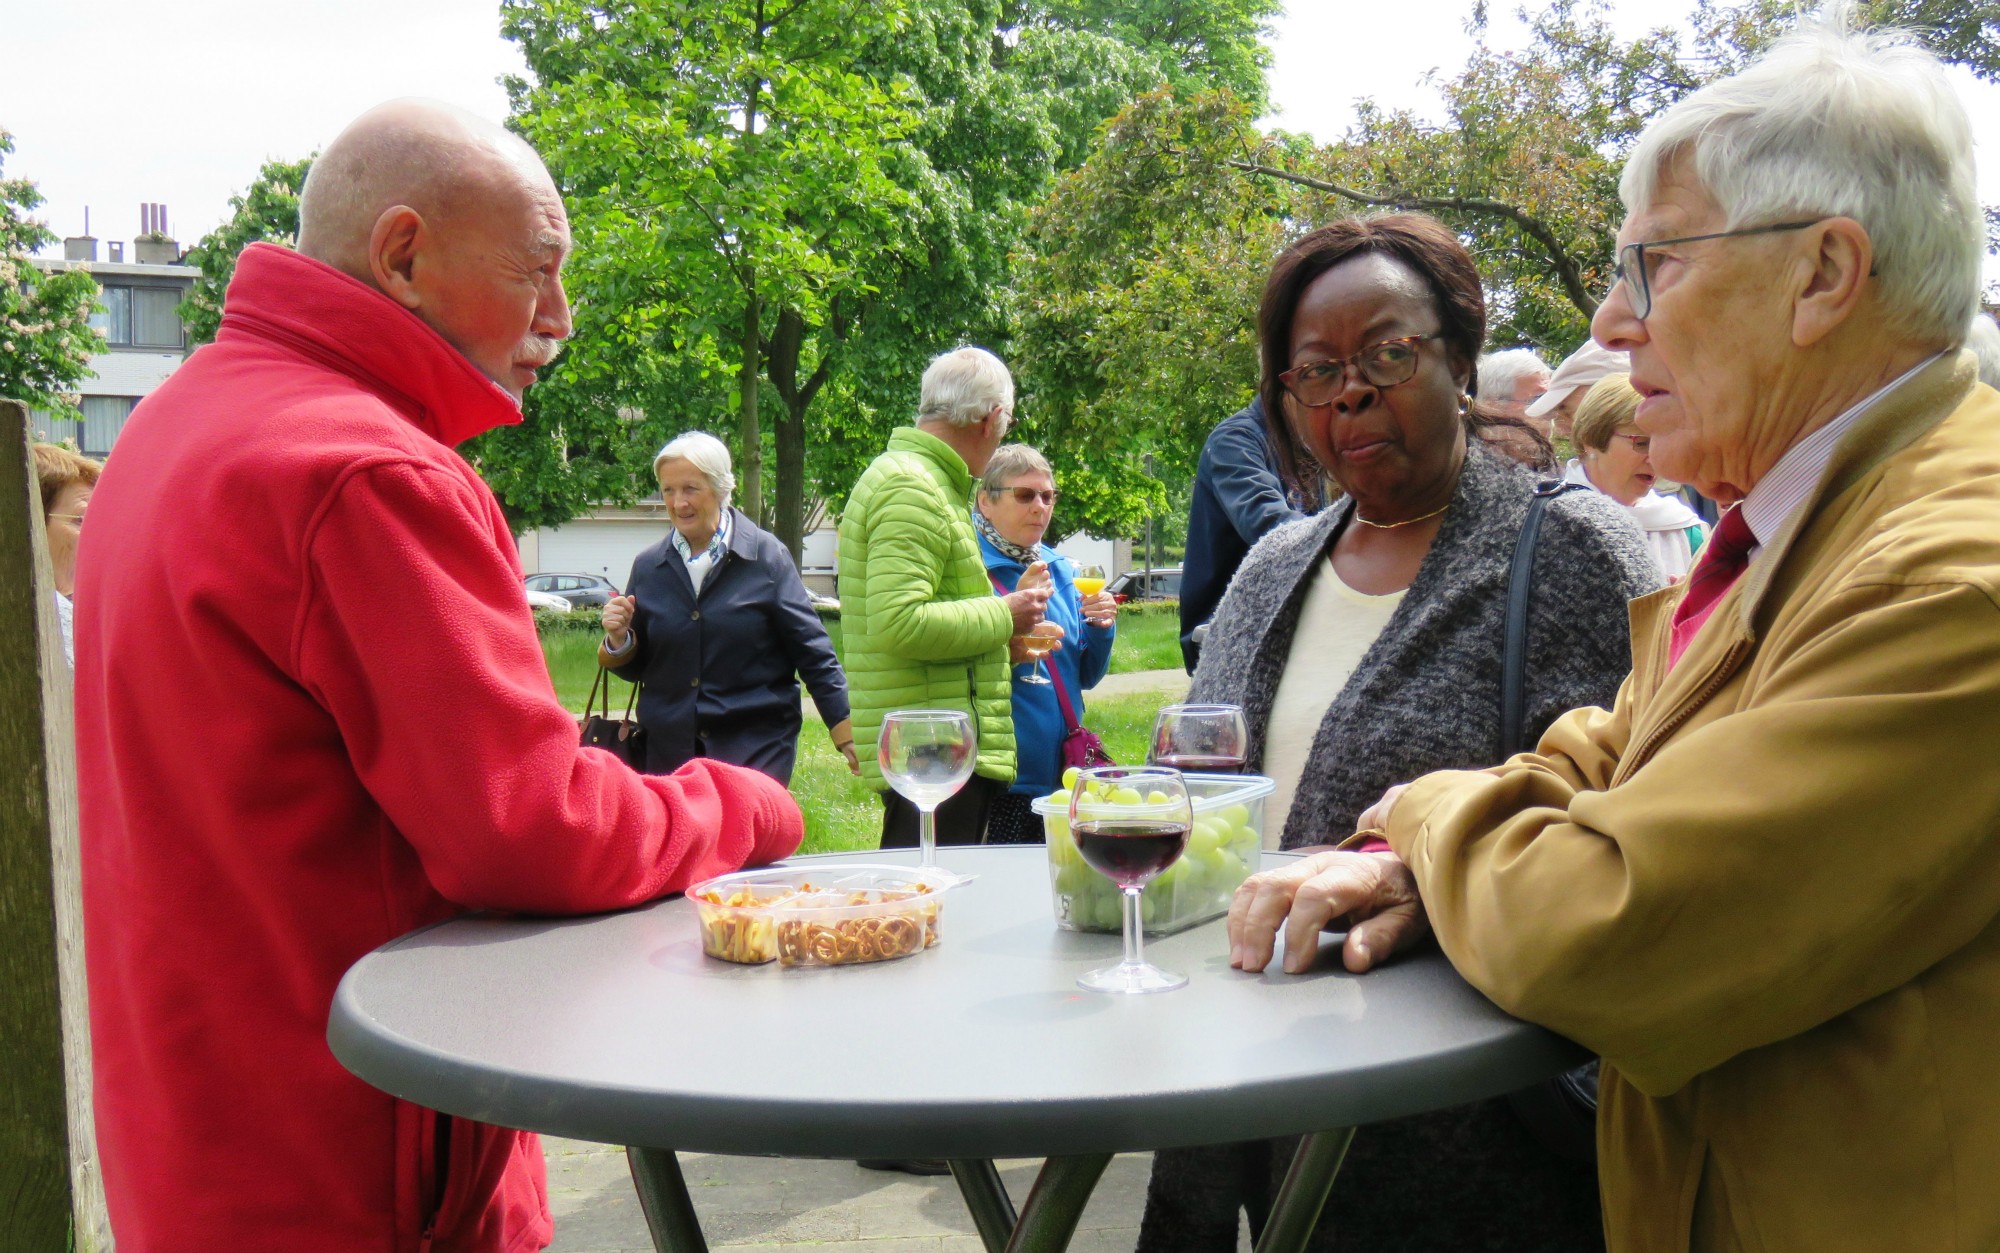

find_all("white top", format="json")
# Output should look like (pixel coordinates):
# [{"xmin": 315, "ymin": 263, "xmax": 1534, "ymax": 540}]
[
  {"xmin": 1262, "ymin": 557, "xmax": 1405, "ymax": 847},
  {"xmin": 1737, "ymin": 351, "xmax": 1945, "ymax": 554},
  {"xmin": 671, "ymin": 510, "xmax": 733, "ymax": 596},
  {"xmin": 56, "ymin": 590, "xmax": 74, "ymax": 669},
  {"xmin": 1562, "ymin": 461, "xmax": 1704, "ymax": 580}
]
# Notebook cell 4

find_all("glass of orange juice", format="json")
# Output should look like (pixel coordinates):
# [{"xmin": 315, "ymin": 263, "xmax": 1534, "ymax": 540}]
[{"xmin": 1073, "ymin": 563, "xmax": 1107, "ymax": 599}]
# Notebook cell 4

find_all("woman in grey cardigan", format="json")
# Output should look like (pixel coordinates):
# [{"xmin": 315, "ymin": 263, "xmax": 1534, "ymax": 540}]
[{"xmin": 1138, "ymin": 216, "xmax": 1660, "ymax": 1251}]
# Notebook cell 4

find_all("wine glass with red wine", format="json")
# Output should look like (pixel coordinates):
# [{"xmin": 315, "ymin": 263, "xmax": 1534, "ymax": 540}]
[
  {"xmin": 1069, "ymin": 766, "xmax": 1194, "ymax": 994},
  {"xmin": 1148, "ymin": 704, "xmax": 1249, "ymax": 774}
]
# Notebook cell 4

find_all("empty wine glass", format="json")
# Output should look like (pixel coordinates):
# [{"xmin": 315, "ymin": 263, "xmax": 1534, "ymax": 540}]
[
  {"xmin": 1070, "ymin": 766, "xmax": 1193, "ymax": 994},
  {"xmin": 878, "ymin": 710, "xmax": 976, "ymax": 870},
  {"xmin": 1149, "ymin": 704, "xmax": 1249, "ymax": 774}
]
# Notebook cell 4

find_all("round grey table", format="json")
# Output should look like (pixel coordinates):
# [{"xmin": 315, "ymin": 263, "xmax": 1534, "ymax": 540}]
[{"xmin": 330, "ymin": 846, "xmax": 1584, "ymax": 1253}]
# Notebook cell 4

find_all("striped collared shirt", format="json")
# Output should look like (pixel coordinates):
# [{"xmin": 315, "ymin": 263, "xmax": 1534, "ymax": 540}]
[{"xmin": 1737, "ymin": 352, "xmax": 1945, "ymax": 556}]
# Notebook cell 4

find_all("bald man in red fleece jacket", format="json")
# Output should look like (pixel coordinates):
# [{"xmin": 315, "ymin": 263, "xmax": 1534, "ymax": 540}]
[{"xmin": 71, "ymin": 99, "xmax": 802, "ymax": 1252}]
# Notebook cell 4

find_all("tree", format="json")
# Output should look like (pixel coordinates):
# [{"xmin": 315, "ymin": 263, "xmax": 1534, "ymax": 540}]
[
  {"xmin": 495, "ymin": 0, "xmax": 1281, "ymax": 556},
  {"xmin": 0, "ymin": 131, "xmax": 103, "ymax": 418},
  {"xmin": 177, "ymin": 157, "xmax": 313, "ymax": 346}
]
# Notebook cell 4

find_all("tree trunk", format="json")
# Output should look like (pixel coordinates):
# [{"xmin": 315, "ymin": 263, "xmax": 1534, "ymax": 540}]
[
  {"xmin": 0, "ymin": 399, "xmax": 114, "ymax": 1251},
  {"xmin": 764, "ymin": 306, "xmax": 832, "ymax": 567},
  {"xmin": 736, "ymin": 277, "xmax": 764, "ymax": 526}
]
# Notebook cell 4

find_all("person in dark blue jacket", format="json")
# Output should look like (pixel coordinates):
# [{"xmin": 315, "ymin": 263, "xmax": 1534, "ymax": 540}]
[
  {"xmin": 1178, "ymin": 397, "xmax": 1322, "ymax": 672},
  {"xmin": 600, "ymin": 432, "xmax": 856, "ymax": 785},
  {"xmin": 974, "ymin": 444, "xmax": 1116, "ymax": 841}
]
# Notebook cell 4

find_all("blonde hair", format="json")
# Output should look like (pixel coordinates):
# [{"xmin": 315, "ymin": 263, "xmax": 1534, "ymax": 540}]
[
  {"xmin": 1571, "ymin": 375, "xmax": 1643, "ymax": 453},
  {"xmin": 32, "ymin": 443, "xmax": 102, "ymax": 517}
]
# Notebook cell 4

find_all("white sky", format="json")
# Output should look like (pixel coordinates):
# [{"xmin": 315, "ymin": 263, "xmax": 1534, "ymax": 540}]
[{"xmin": 5, "ymin": 0, "xmax": 1996, "ymax": 285}]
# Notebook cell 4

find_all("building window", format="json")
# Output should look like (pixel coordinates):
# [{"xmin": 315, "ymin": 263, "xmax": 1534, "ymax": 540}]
[
  {"xmin": 88, "ymin": 284, "xmax": 185, "ymax": 349},
  {"xmin": 79, "ymin": 397, "xmax": 138, "ymax": 456}
]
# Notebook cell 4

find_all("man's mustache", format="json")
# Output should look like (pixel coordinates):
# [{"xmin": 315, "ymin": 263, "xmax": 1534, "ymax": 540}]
[{"xmin": 518, "ymin": 336, "xmax": 564, "ymax": 369}]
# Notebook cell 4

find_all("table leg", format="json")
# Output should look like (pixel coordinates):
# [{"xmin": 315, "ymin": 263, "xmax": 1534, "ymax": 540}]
[
  {"xmin": 1251, "ymin": 1128, "xmax": 1356, "ymax": 1253},
  {"xmin": 625, "ymin": 1146, "xmax": 709, "ymax": 1253},
  {"xmin": 948, "ymin": 1158, "xmax": 1019, "ymax": 1253},
  {"xmin": 1003, "ymin": 1152, "xmax": 1112, "ymax": 1253}
]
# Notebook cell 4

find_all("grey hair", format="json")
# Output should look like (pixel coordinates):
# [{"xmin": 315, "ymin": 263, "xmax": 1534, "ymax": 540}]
[
  {"xmin": 653, "ymin": 431, "xmax": 735, "ymax": 508},
  {"xmin": 1618, "ymin": 5, "xmax": 1981, "ymax": 348},
  {"xmin": 1476, "ymin": 348, "xmax": 1551, "ymax": 400},
  {"xmin": 918, "ymin": 346, "xmax": 1015, "ymax": 435},
  {"xmin": 1968, "ymin": 313, "xmax": 2000, "ymax": 390},
  {"xmin": 980, "ymin": 444, "xmax": 1053, "ymax": 496}
]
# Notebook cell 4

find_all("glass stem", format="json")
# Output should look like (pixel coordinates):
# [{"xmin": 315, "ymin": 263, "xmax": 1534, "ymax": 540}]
[
  {"xmin": 1123, "ymin": 886, "xmax": 1144, "ymax": 968},
  {"xmin": 919, "ymin": 804, "xmax": 938, "ymax": 868}
]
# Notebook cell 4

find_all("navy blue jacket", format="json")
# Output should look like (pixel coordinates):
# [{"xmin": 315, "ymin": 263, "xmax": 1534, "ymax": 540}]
[
  {"xmin": 1179, "ymin": 397, "xmax": 1313, "ymax": 671},
  {"xmin": 978, "ymin": 537, "xmax": 1115, "ymax": 796},
  {"xmin": 611, "ymin": 508, "xmax": 849, "ymax": 784}
]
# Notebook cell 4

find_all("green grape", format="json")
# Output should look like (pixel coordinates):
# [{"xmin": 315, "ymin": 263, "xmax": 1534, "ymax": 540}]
[
  {"xmin": 1109, "ymin": 786, "xmax": 1144, "ymax": 805},
  {"xmin": 1094, "ymin": 893, "xmax": 1126, "ymax": 930},
  {"xmin": 1061, "ymin": 766, "xmax": 1081, "ymax": 791},
  {"xmin": 1220, "ymin": 803, "xmax": 1252, "ymax": 830}
]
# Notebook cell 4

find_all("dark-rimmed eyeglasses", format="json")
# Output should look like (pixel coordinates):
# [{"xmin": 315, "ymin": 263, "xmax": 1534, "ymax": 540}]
[
  {"xmin": 999, "ymin": 487, "xmax": 1057, "ymax": 506},
  {"xmin": 1278, "ymin": 334, "xmax": 1439, "ymax": 407},
  {"xmin": 1609, "ymin": 219, "xmax": 1823, "ymax": 321}
]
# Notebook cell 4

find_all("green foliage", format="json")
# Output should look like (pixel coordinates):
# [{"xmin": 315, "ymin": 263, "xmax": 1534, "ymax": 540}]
[
  {"xmin": 177, "ymin": 156, "xmax": 313, "ymax": 346},
  {"xmin": 0, "ymin": 131, "xmax": 104, "ymax": 417}
]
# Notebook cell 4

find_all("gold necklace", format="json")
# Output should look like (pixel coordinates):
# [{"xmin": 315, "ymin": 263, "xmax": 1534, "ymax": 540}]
[{"xmin": 1353, "ymin": 499, "xmax": 1451, "ymax": 529}]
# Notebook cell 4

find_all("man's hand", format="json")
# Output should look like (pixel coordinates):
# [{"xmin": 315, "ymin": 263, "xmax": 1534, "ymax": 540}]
[
  {"xmin": 1003, "ymin": 582, "xmax": 1052, "ymax": 635},
  {"xmin": 1356, "ymin": 783, "xmax": 1411, "ymax": 836},
  {"xmin": 1016, "ymin": 560, "xmax": 1053, "ymax": 594},
  {"xmin": 1227, "ymin": 850, "xmax": 1430, "ymax": 975},
  {"xmin": 603, "ymin": 594, "xmax": 638, "ymax": 650},
  {"xmin": 1010, "ymin": 621, "xmax": 1064, "ymax": 666},
  {"xmin": 829, "ymin": 718, "xmax": 861, "ymax": 776}
]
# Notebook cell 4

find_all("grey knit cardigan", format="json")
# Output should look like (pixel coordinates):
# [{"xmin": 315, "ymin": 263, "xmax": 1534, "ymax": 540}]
[{"xmin": 1190, "ymin": 442, "xmax": 1663, "ymax": 847}]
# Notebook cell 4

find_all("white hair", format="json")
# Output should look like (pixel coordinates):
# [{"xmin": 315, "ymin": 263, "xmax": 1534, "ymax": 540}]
[
  {"xmin": 1619, "ymin": 5, "xmax": 1981, "ymax": 348},
  {"xmin": 1476, "ymin": 348, "xmax": 1551, "ymax": 400},
  {"xmin": 1968, "ymin": 313, "xmax": 2000, "ymax": 389},
  {"xmin": 653, "ymin": 431, "xmax": 734, "ymax": 507},
  {"xmin": 918, "ymin": 346, "xmax": 1015, "ymax": 435}
]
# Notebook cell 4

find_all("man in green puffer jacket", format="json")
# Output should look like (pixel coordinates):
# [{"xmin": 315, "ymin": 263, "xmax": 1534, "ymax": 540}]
[{"xmin": 840, "ymin": 347, "xmax": 1054, "ymax": 846}]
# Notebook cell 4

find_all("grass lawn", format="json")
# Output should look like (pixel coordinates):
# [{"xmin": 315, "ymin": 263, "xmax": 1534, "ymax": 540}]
[{"xmin": 539, "ymin": 602, "xmax": 1186, "ymax": 855}]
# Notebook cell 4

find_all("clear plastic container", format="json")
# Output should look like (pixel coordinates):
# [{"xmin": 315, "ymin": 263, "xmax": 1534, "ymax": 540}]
[
  {"xmin": 689, "ymin": 864, "xmax": 952, "ymax": 967},
  {"xmin": 1031, "ymin": 773, "xmax": 1276, "ymax": 936}
]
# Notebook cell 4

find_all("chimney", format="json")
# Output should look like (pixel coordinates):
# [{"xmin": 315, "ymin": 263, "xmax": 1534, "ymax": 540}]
[
  {"xmin": 134, "ymin": 202, "xmax": 180, "ymax": 264},
  {"xmin": 108, "ymin": 241, "xmax": 125, "ymax": 262},
  {"xmin": 63, "ymin": 205, "xmax": 98, "ymax": 261}
]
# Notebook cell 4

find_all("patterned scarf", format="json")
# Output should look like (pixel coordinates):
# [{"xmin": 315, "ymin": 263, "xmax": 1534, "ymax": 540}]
[{"xmin": 973, "ymin": 504, "xmax": 1041, "ymax": 567}]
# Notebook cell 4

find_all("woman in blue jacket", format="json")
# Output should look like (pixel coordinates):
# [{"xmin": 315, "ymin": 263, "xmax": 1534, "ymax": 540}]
[
  {"xmin": 974, "ymin": 444, "xmax": 1117, "ymax": 841},
  {"xmin": 600, "ymin": 432, "xmax": 856, "ymax": 785}
]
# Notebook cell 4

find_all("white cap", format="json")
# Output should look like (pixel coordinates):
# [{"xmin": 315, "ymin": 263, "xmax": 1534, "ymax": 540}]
[{"xmin": 1525, "ymin": 341, "xmax": 1629, "ymax": 419}]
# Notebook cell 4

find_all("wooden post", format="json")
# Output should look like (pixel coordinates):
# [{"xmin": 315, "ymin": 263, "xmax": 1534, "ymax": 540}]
[{"xmin": 0, "ymin": 399, "xmax": 113, "ymax": 1250}]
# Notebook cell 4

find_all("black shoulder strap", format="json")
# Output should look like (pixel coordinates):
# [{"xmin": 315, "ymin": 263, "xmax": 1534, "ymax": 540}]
[{"xmin": 1501, "ymin": 480, "xmax": 1585, "ymax": 759}]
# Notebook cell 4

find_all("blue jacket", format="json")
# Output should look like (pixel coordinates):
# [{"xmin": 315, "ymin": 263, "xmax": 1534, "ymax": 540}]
[
  {"xmin": 977, "ymin": 534, "xmax": 1115, "ymax": 796},
  {"xmin": 1179, "ymin": 397, "xmax": 1314, "ymax": 672},
  {"xmin": 611, "ymin": 507, "xmax": 849, "ymax": 784}
]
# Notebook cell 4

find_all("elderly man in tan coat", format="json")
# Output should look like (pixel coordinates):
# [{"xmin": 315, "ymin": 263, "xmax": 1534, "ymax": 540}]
[{"xmin": 1226, "ymin": 13, "xmax": 2000, "ymax": 1253}]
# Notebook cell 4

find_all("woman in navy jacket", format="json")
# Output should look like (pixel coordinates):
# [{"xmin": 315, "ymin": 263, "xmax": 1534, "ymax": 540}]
[
  {"xmin": 975, "ymin": 444, "xmax": 1117, "ymax": 841},
  {"xmin": 601, "ymin": 433, "xmax": 856, "ymax": 784}
]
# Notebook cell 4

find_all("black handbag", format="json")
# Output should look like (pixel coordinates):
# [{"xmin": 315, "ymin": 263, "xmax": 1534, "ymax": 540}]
[
  {"xmin": 580, "ymin": 666, "xmax": 647, "ymax": 770},
  {"xmin": 1499, "ymin": 478, "xmax": 1601, "ymax": 1164}
]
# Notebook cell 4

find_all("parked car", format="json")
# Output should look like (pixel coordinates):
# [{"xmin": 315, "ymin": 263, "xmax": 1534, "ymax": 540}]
[
  {"xmin": 1106, "ymin": 566, "xmax": 1182, "ymax": 603},
  {"xmin": 525, "ymin": 590, "xmax": 573, "ymax": 613},
  {"xmin": 524, "ymin": 572, "xmax": 619, "ymax": 609}
]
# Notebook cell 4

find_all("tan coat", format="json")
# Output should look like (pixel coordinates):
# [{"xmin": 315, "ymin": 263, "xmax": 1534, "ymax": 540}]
[{"xmin": 1388, "ymin": 352, "xmax": 2000, "ymax": 1252}]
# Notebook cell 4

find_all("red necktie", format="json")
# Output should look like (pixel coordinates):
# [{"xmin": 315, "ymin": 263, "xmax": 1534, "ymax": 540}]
[{"xmin": 1668, "ymin": 505, "xmax": 1756, "ymax": 668}]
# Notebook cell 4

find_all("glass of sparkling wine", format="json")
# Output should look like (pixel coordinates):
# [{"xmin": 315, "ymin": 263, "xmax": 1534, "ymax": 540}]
[
  {"xmin": 1070, "ymin": 766, "xmax": 1193, "ymax": 993},
  {"xmin": 878, "ymin": 710, "xmax": 976, "ymax": 870},
  {"xmin": 1149, "ymin": 703, "xmax": 1249, "ymax": 774},
  {"xmin": 1016, "ymin": 621, "xmax": 1060, "ymax": 686}
]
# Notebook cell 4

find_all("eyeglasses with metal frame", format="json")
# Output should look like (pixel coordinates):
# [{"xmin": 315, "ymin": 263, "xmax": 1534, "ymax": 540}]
[
  {"xmin": 1609, "ymin": 219, "xmax": 1825, "ymax": 321},
  {"xmin": 1278, "ymin": 333, "xmax": 1441, "ymax": 408}
]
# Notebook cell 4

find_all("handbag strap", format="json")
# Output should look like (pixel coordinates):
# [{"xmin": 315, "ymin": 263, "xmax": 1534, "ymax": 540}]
[
  {"xmin": 990, "ymin": 568, "xmax": 1083, "ymax": 734},
  {"xmin": 586, "ymin": 664, "xmax": 612, "ymax": 720},
  {"xmin": 1501, "ymin": 481, "xmax": 1584, "ymax": 758}
]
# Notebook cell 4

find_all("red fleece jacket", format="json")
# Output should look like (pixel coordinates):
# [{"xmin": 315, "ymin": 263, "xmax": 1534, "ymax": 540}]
[{"xmin": 73, "ymin": 244, "xmax": 802, "ymax": 1252}]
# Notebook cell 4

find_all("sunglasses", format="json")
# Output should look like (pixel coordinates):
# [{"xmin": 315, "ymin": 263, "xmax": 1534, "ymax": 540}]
[{"xmin": 997, "ymin": 487, "xmax": 1058, "ymax": 506}]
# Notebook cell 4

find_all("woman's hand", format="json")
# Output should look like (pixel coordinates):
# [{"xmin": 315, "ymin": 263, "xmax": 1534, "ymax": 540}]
[
  {"xmin": 1227, "ymin": 849, "xmax": 1431, "ymax": 975},
  {"xmin": 1356, "ymin": 783, "xmax": 1410, "ymax": 836},
  {"xmin": 1009, "ymin": 620, "xmax": 1064, "ymax": 666},
  {"xmin": 602, "ymin": 595, "xmax": 638, "ymax": 650},
  {"xmin": 1080, "ymin": 590, "xmax": 1118, "ymax": 627},
  {"xmin": 829, "ymin": 718, "xmax": 861, "ymax": 777}
]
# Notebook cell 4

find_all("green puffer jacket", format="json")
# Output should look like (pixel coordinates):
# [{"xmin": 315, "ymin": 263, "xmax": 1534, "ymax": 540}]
[{"xmin": 838, "ymin": 427, "xmax": 1015, "ymax": 790}]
